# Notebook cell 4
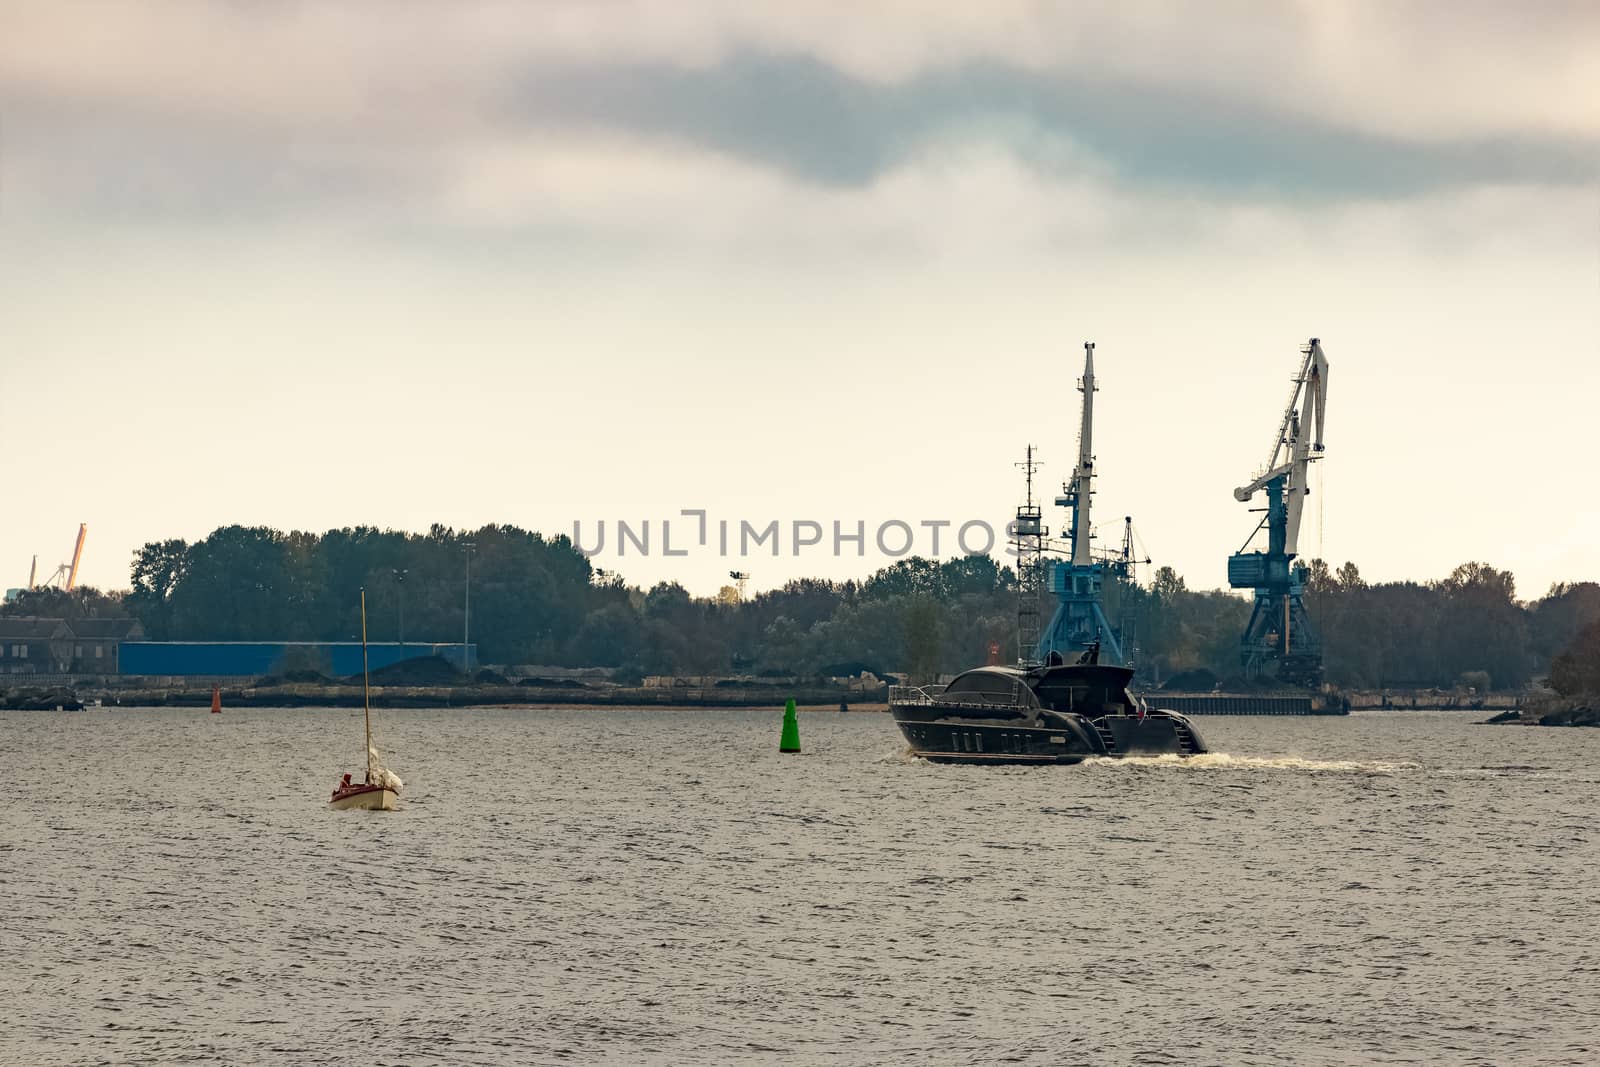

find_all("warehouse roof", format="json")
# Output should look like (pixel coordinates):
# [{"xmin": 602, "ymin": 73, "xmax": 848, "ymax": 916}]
[
  {"xmin": 0, "ymin": 617, "xmax": 72, "ymax": 640},
  {"xmin": 65, "ymin": 618, "xmax": 146, "ymax": 640}
]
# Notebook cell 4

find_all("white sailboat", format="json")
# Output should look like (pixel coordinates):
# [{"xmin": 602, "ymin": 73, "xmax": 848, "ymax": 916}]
[{"xmin": 330, "ymin": 589, "xmax": 403, "ymax": 811}]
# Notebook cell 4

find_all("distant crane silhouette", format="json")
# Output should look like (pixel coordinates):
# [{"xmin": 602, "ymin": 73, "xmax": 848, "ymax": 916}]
[{"xmin": 33, "ymin": 524, "xmax": 88, "ymax": 591}]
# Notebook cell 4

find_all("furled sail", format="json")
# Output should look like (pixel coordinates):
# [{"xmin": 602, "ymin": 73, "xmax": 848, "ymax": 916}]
[{"xmin": 368, "ymin": 745, "xmax": 404, "ymax": 793}]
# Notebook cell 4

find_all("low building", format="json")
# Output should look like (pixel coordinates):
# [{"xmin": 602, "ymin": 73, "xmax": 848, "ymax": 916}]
[
  {"xmin": 118, "ymin": 641, "xmax": 476, "ymax": 678},
  {"xmin": 0, "ymin": 618, "xmax": 73, "ymax": 673},
  {"xmin": 65, "ymin": 618, "xmax": 147, "ymax": 674}
]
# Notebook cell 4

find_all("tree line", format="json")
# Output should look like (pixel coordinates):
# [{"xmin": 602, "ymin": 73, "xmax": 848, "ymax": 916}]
[{"xmin": 4, "ymin": 523, "xmax": 1596, "ymax": 691}]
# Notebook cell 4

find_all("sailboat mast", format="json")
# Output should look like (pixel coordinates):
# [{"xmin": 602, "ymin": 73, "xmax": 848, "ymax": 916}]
[{"xmin": 360, "ymin": 588, "xmax": 372, "ymax": 780}]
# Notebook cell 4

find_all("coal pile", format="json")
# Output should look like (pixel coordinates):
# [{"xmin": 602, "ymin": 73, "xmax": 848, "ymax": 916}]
[
  {"xmin": 358, "ymin": 656, "xmax": 466, "ymax": 686},
  {"xmin": 256, "ymin": 668, "xmax": 337, "ymax": 686}
]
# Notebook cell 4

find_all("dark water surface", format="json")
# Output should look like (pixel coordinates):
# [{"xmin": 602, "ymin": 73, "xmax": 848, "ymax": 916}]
[{"xmin": 3, "ymin": 707, "xmax": 1598, "ymax": 1066}]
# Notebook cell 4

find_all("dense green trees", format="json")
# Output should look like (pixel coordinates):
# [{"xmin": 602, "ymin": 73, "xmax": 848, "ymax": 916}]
[
  {"xmin": 1112, "ymin": 568, "xmax": 1251, "ymax": 683},
  {"xmin": 122, "ymin": 524, "xmax": 593, "ymax": 662},
  {"xmin": 1550, "ymin": 620, "xmax": 1600, "ymax": 696},
  {"xmin": 0, "ymin": 585, "xmax": 125, "ymax": 621},
  {"xmin": 9, "ymin": 523, "xmax": 1597, "ymax": 690},
  {"xmin": 1304, "ymin": 564, "xmax": 1593, "ymax": 690}
]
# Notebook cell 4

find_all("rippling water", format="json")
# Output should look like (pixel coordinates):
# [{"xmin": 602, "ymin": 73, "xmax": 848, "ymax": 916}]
[{"xmin": 4, "ymin": 707, "xmax": 1599, "ymax": 1065}]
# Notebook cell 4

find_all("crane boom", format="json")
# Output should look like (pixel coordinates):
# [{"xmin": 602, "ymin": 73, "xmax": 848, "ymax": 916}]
[
  {"xmin": 65, "ymin": 523, "xmax": 87, "ymax": 591},
  {"xmin": 1068, "ymin": 342, "xmax": 1096, "ymax": 566},
  {"xmin": 1233, "ymin": 339, "xmax": 1327, "ymax": 558},
  {"xmin": 1280, "ymin": 340, "xmax": 1326, "ymax": 558}
]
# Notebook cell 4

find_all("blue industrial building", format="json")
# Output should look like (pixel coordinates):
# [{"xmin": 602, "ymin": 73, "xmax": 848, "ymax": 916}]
[{"xmin": 119, "ymin": 642, "xmax": 476, "ymax": 678}]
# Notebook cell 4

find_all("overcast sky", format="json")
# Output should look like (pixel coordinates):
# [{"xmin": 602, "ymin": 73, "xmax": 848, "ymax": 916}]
[{"xmin": 3, "ymin": 2, "xmax": 1597, "ymax": 601}]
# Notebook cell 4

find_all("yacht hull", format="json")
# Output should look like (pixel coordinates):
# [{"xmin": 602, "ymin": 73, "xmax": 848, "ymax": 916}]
[
  {"xmin": 330, "ymin": 784, "xmax": 399, "ymax": 810},
  {"xmin": 891, "ymin": 705, "xmax": 1205, "ymax": 764}
]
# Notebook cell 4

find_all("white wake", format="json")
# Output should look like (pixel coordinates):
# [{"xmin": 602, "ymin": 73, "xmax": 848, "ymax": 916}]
[{"xmin": 1084, "ymin": 752, "xmax": 1423, "ymax": 774}]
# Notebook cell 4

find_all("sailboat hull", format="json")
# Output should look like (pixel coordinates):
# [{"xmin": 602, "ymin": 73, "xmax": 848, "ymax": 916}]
[{"xmin": 330, "ymin": 784, "xmax": 399, "ymax": 811}]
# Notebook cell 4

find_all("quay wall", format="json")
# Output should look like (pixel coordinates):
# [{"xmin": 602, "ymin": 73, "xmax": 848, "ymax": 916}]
[{"xmin": 1153, "ymin": 693, "xmax": 1338, "ymax": 716}]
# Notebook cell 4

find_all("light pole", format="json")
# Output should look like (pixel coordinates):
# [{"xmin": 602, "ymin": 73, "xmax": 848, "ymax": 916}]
[
  {"xmin": 463, "ymin": 543, "xmax": 475, "ymax": 676},
  {"xmin": 392, "ymin": 568, "xmax": 407, "ymax": 661}
]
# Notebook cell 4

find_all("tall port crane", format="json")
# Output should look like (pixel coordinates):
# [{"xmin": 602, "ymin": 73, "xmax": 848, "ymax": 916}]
[
  {"xmin": 33, "ymin": 523, "xmax": 89, "ymax": 591},
  {"xmin": 1228, "ymin": 339, "xmax": 1328, "ymax": 685},
  {"xmin": 1037, "ymin": 343, "xmax": 1127, "ymax": 665}
]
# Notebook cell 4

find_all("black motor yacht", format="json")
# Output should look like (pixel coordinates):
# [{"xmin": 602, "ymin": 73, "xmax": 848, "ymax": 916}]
[{"xmin": 890, "ymin": 645, "xmax": 1207, "ymax": 764}]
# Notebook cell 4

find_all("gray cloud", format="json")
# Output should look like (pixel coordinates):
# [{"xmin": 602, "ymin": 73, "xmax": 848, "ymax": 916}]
[
  {"xmin": 506, "ymin": 51, "xmax": 1598, "ymax": 198},
  {"xmin": 6, "ymin": 38, "xmax": 1593, "ymax": 233}
]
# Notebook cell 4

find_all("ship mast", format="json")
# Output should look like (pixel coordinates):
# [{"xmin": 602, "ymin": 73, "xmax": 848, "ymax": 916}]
[{"xmin": 360, "ymin": 588, "xmax": 373, "ymax": 781}]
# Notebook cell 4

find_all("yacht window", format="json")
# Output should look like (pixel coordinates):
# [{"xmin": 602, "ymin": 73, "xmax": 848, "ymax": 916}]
[{"xmin": 940, "ymin": 671, "xmax": 1034, "ymax": 707}]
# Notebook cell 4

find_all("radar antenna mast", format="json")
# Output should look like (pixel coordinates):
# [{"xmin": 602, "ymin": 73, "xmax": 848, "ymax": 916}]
[{"xmin": 1011, "ymin": 445, "xmax": 1047, "ymax": 663}]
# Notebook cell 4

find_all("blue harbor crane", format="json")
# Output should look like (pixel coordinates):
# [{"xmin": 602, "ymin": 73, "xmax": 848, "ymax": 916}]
[
  {"xmin": 1035, "ymin": 343, "xmax": 1128, "ymax": 666},
  {"xmin": 1227, "ymin": 338, "xmax": 1329, "ymax": 686}
]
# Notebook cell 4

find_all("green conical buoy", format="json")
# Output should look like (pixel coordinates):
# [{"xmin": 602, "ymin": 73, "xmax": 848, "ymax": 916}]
[{"xmin": 779, "ymin": 698, "xmax": 801, "ymax": 753}]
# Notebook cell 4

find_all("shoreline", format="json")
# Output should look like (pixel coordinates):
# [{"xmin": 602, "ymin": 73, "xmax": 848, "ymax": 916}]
[
  {"xmin": 77, "ymin": 682, "xmax": 886, "ymax": 711},
  {"xmin": 10, "ymin": 678, "xmax": 1531, "ymax": 716}
]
